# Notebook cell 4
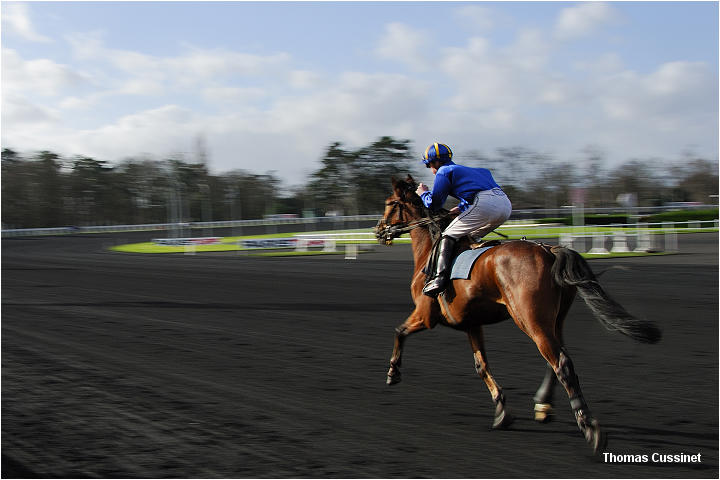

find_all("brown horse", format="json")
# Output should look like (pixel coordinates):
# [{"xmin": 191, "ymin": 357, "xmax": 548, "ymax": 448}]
[{"xmin": 374, "ymin": 175, "xmax": 661, "ymax": 454}]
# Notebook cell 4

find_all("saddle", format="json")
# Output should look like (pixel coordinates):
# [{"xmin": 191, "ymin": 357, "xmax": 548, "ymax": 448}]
[
  {"xmin": 422, "ymin": 237, "xmax": 557, "ymax": 281},
  {"xmin": 470, "ymin": 239, "xmax": 502, "ymax": 250},
  {"xmin": 423, "ymin": 237, "xmax": 503, "ymax": 279}
]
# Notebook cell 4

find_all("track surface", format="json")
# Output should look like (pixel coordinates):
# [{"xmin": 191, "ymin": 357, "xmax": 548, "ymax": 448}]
[{"xmin": 2, "ymin": 232, "xmax": 718, "ymax": 478}]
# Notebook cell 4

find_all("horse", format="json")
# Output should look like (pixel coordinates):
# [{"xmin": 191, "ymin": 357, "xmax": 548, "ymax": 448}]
[{"xmin": 373, "ymin": 175, "xmax": 661, "ymax": 454}]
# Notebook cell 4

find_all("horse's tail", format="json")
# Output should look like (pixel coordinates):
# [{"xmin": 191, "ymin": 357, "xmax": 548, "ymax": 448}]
[{"xmin": 550, "ymin": 246, "xmax": 662, "ymax": 344}]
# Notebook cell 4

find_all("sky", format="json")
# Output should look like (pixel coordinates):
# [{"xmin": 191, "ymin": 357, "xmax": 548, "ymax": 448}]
[{"xmin": 2, "ymin": 1, "xmax": 718, "ymax": 186}]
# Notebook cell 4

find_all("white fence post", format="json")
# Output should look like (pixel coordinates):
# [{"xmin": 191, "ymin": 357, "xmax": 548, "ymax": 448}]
[
  {"xmin": 323, "ymin": 238, "xmax": 337, "ymax": 252},
  {"xmin": 663, "ymin": 222, "xmax": 678, "ymax": 252},
  {"xmin": 611, "ymin": 231, "xmax": 630, "ymax": 253},
  {"xmin": 634, "ymin": 223, "xmax": 652, "ymax": 252},
  {"xmin": 559, "ymin": 233, "xmax": 573, "ymax": 249},
  {"xmin": 296, "ymin": 238, "xmax": 308, "ymax": 252},
  {"xmin": 574, "ymin": 235, "xmax": 586, "ymax": 253},
  {"xmin": 345, "ymin": 243, "xmax": 358, "ymax": 260},
  {"xmin": 588, "ymin": 233, "xmax": 609, "ymax": 254}
]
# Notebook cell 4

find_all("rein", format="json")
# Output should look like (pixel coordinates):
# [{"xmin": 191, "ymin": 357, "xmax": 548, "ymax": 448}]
[
  {"xmin": 393, "ymin": 215, "xmax": 446, "ymax": 235},
  {"xmin": 378, "ymin": 199, "xmax": 448, "ymax": 245}
]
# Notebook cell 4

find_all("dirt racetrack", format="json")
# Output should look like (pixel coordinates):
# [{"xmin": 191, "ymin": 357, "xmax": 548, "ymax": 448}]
[{"xmin": 2, "ymin": 232, "xmax": 718, "ymax": 478}]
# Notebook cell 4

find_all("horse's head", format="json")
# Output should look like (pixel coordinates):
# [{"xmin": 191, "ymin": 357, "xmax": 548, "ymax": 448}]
[{"xmin": 374, "ymin": 175, "xmax": 424, "ymax": 245}]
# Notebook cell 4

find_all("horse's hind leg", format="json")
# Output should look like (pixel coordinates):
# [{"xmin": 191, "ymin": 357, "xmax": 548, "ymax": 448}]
[
  {"xmin": 533, "ymin": 289, "xmax": 574, "ymax": 423},
  {"xmin": 556, "ymin": 347, "xmax": 606, "ymax": 453},
  {"xmin": 533, "ymin": 335, "xmax": 606, "ymax": 453},
  {"xmin": 467, "ymin": 325, "xmax": 514, "ymax": 429},
  {"xmin": 533, "ymin": 363, "xmax": 556, "ymax": 422}
]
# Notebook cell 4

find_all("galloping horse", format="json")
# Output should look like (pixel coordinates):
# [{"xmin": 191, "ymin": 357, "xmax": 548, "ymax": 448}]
[{"xmin": 374, "ymin": 175, "xmax": 661, "ymax": 454}]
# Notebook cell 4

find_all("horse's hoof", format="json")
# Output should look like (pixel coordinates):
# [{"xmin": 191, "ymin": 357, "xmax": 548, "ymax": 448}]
[
  {"xmin": 492, "ymin": 409, "xmax": 514, "ymax": 429},
  {"xmin": 534, "ymin": 403, "xmax": 554, "ymax": 423},
  {"xmin": 386, "ymin": 371, "xmax": 401, "ymax": 385},
  {"xmin": 584, "ymin": 419, "xmax": 607, "ymax": 454}
]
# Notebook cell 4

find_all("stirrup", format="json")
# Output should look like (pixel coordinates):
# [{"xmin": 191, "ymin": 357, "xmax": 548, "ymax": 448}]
[{"xmin": 422, "ymin": 276, "xmax": 448, "ymax": 297}]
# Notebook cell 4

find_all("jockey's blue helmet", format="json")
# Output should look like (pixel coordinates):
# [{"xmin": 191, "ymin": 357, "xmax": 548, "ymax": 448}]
[{"xmin": 422, "ymin": 143, "xmax": 453, "ymax": 167}]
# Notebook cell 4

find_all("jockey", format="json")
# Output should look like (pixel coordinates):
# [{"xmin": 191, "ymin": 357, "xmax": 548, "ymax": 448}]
[{"xmin": 415, "ymin": 142, "xmax": 512, "ymax": 297}]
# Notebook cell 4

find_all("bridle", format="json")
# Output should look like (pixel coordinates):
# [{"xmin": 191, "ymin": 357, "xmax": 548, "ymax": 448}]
[{"xmin": 375, "ymin": 198, "xmax": 447, "ymax": 246}]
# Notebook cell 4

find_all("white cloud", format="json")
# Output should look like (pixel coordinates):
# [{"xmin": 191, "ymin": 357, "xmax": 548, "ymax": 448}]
[
  {"xmin": 1, "ymin": 3, "xmax": 51, "ymax": 43},
  {"xmin": 57, "ymin": 95, "xmax": 98, "ymax": 111},
  {"xmin": 2, "ymin": 48, "xmax": 90, "ymax": 96},
  {"xmin": 532, "ymin": 60, "xmax": 716, "ymax": 162},
  {"xmin": 1, "ymin": 6, "xmax": 715, "ymax": 187},
  {"xmin": 504, "ymin": 28, "xmax": 550, "ymax": 71},
  {"xmin": 218, "ymin": 72, "xmax": 431, "ymax": 177},
  {"xmin": 44, "ymin": 105, "xmax": 201, "ymax": 162},
  {"xmin": 89, "ymin": 105, "xmax": 193, "ymax": 140},
  {"xmin": 574, "ymin": 52, "xmax": 624, "ymax": 74},
  {"xmin": 440, "ymin": 33, "xmax": 553, "ymax": 112},
  {"xmin": 554, "ymin": 2, "xmax": 619, "ymax": 40},
  {"xmin": 430, "ymin": 21, "xmax": 716, "ymax": 169},
  {"xmin": 2, "ymin": 70, "xmax": 433, "ymax": 183},
  {"xmin": 288, "ymin": 70, "xmax": 322, "ymax": 89},
  {"xmin": 2, "ymin": 94, "xmax": 59, "ymax": 126},
  {"xmin": 64, "ymin": 30, "xmax": 106, "ymax": 59},
  {"xmin": 646, "ymin": 61, "xmax": 710, "ymax": 97},
  {"xmin": 116, "ymin": 79, "xmax": 165, "ymax": 96},
  {"xmin": 538, "ymin": 79, "xmax": 574, "ymax": 104},
  {"xmin": 66, "ymin": 33, "xmax": 290, "ymax": 86},
  {"xmin": 374, "ymin": 22, "xmax": 428, "ymax": 71},
  {"xmin": 596, "ymin": 61, "xmax": 715, "ymax": 121},
  {"xmin": 164, "ymin": 48, "xmax": 290, "ymax": 84},
  {"xmin": 55, "ymin": 80, "xmax": 164, "ymax": 112},
  {"xmin": 279, "ymin": 72, "xmax": 427, "ymax": 127},
  {"xmin": 201, "ymin": 86, "xmax": 267, "ymax": 104}
]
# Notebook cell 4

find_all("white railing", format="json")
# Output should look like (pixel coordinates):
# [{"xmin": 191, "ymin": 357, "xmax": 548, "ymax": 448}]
[
  {"xmin": 555, "ymin": 221, "xmax": 715, "ymax": 254},
  {"xmin": 4, "ymin": 217, "xmax": 716, "ymax": 257},
  {"xmin": 292, "ymin": 220, "xmax": 718, "ymax": 257},
  {"xmin": 292, "ymin": 232, "xmax": 386, "ymax": 259}
]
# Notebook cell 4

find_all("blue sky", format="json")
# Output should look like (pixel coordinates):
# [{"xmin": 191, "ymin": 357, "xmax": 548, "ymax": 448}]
[{"xmin": 2, "ymin": 1, "xmax": 718, "ymax": 186}]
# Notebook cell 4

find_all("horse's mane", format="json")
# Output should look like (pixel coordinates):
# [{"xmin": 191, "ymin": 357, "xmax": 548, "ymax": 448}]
[{"xmin": 392, "ymin": 176, "xmax": 451, "ymax": 241}]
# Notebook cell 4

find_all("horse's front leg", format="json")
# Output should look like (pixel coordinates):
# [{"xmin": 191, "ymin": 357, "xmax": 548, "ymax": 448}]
[
  {"xmin": 387, "ymin": 299, "xmax": 437, "ymax": 385},
  {"xmin": 387, "ymin": 315, "xmax": 427, "ymax": 385}
]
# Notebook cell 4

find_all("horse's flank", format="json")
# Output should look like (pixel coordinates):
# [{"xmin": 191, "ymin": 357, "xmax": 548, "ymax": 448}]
[{"xmin": 407, "ymin": 224, "xmax": 558, "ymax": 331}]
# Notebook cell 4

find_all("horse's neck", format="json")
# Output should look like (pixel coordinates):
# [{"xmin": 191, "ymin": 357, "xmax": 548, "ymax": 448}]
[{"xmin": 409, "ymin": 227, "xmax": 434, "ymax": 274}]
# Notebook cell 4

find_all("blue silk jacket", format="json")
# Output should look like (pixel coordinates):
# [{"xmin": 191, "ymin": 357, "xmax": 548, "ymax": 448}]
[{"xmin": 420, "ymin": 161, "xmax": 501, "ymax": 212}]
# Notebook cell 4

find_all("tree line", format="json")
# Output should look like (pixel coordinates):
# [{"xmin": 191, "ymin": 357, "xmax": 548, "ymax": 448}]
[{"xmin": 2, "ymin": 137, "xmax": 717, "ymax": 229}]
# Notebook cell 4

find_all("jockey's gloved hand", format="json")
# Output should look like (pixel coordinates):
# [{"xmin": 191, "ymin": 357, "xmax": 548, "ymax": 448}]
[{"xmin": 457, "ymin": 198, "xmax": 469, "ymax": 212}]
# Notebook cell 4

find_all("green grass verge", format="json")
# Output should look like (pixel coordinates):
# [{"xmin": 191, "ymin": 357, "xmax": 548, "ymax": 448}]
[
  {"xmin": 110, "ymin": 242, "xmax": 242, "ymax": 254},
  {"xmin": 250, "ymin": 250, "xmax": 345, "ymax": 257},
  {"xmin": 579, "ymin": 251, "xmax": 674, "ymax": 259}
]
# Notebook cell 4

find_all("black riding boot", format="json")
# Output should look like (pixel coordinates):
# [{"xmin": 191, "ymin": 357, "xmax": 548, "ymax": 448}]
[{"xmin": 423, "ymin": 236, "xmax": 456, "ymax": 297}]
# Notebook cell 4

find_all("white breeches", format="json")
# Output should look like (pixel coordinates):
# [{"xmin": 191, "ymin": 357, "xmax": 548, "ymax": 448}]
[{"xmin": 443, "ymin": 188, "xmax": 512, "ymax": 240}]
